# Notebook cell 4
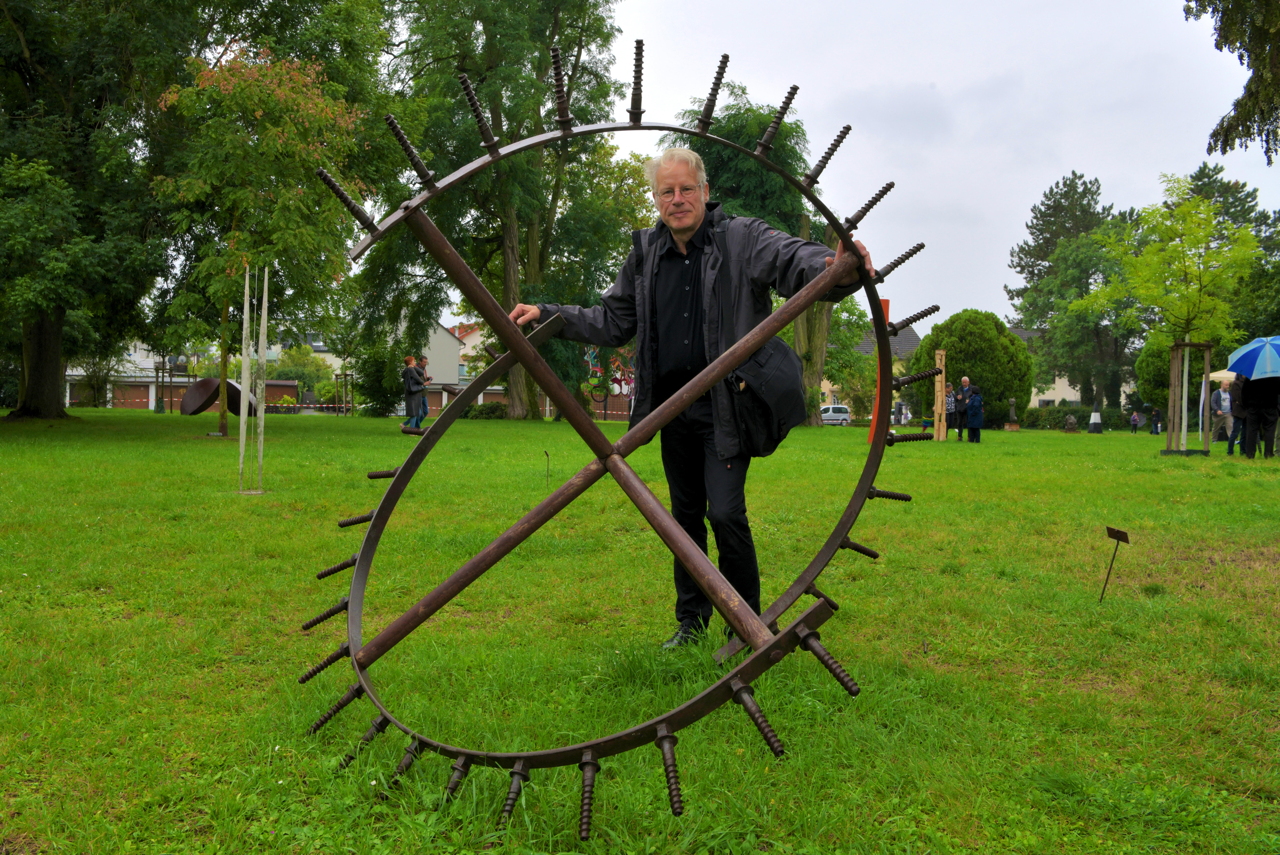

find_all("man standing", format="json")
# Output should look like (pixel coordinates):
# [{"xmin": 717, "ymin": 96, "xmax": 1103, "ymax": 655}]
[
  {"xmin": 509, "ymin": 148, "xmax": 873, "ymax": 647},
  {"xmin": 1242, "ymin": 373, "xmax": 1280, "ymax": 459},
  {"xmin": 1211, "ymin": 379, "xmax": 1232, "ymax": 443},
  {"xmin": 954, "ymin": 376, "xmax": 972, "ymax": 441},
  {"xmin": 400, "ymin": 356, "xmax": 423, "ymax": 428}
]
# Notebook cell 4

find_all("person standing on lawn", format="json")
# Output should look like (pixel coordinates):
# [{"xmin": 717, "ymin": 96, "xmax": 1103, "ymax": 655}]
[
  {"xmin": 965, "ymin": 384, "xmax": 984, "ymax": 443},
  {"xmin": 507, "ymin": 147, "xmax": 875, "ymax": 648},
  {"xmin": 1130, "ymin": 410, "xmax": 1140, "ymax": 434},
  {"xmin": 400, "ymin": 356, "xmax": 424, "ymax": 428},
  {"xmin": 944, "ymin": 382, "xmax": 957, "ymax": 435},
  {"xmin": 409, "ymin": 356, "xmax": 432, "ymax": 428},
  {"xmin": 1211, "ymin": 379, "xmax": 1232, "ymax": 443},
  {"xmin": 954, "ymin": 376, "xmax": 972, "ymax": 441},
  {"xmin": 1227, "ymin": 372, "xmax": 1247, "ymax": 455},
  {"xmin": 1241, "ymin": 373, "xmax": 1280, "ymax": 459}
]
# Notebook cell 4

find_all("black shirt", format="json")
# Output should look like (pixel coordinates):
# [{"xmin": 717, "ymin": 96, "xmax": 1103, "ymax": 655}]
[{"xmin": 653, "ymin": 216, "xmax": 711, "ymax": 403}]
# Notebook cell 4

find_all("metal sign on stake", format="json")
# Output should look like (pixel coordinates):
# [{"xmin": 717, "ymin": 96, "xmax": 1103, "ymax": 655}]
[{"xmin": 1098, "ymin": 526, "xmax": 1129, "ymax": 603}]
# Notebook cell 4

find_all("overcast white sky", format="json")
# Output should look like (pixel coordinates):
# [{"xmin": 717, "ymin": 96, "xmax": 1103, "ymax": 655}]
[{"xmin": 600, "ymin": 0, "xmax": 1276, "ymax": 334}]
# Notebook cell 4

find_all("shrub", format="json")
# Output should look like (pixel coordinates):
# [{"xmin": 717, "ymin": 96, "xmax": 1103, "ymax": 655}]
[
  {"xmin": 463, "ymin": 402, "xmax": 507, "ymax": 419},
  {"xmin": 1021, "ymin": 406, "xmax": 1130, "ymax": 430},
  {"xmin": 276, "ymin": 395, "xmax": 296, "ymax": 406},
  {"xmin": 905, "ymin": 309, "xmax": 1033, "ymax": 428}
]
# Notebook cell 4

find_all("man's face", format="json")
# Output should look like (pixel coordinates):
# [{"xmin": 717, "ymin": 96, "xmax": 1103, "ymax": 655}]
[
  {"xmin": 653, "ymin": 161, "xmax": 708, "ymax": 240},
  {"xmin": 1221, "ymin": 381, "xmax": 1230, "ymax": 390}
]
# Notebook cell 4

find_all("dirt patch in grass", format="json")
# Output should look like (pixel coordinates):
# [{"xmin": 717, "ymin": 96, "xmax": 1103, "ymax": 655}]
[{"xmin": 1, "ymin": 834, "xmax": 44, "ymax": 855}]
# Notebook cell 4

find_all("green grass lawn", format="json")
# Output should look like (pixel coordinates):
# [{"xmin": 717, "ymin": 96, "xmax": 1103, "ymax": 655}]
[{"xmin": 1, "ymin": 408, "xmax": 1277, "ymax": 854}]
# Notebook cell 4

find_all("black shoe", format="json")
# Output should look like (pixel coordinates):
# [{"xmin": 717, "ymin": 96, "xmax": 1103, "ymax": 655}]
[{"xmin": 661, "ymin": 621, "xmax": 705, "ymax": 649}]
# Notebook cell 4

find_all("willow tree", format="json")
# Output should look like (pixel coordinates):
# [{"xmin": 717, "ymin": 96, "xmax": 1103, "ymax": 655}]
[
  {"xmin": 155, "ymin": 51, "xmax": 364, "ymax": 435},
  {"xmin": 354, "ymin": 0, "xmax": 642, "ymax": 419}
]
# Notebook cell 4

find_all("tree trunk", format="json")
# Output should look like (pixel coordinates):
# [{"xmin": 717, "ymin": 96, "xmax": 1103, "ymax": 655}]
[
  {"xmin": 6, "ymin": 308, "xmax": 69, "ymax": 420},
  {"xmin": 500, "ymin": 204, "xmax": 539, "ymax": 420},
  {"xmin": 1103, "ymin": 367, "xmax": 1122, "ymax": 409},
  {"xmin": 1079, "ymin": 372, "xmax": 1095, "ymax": 408},
  {"xmin": 793, "ymin": 215, "xmax": 834, "ymax": 426},
  {"xmin": 218, "ymin": 299, "xmax": 230, "ymax": 436}
]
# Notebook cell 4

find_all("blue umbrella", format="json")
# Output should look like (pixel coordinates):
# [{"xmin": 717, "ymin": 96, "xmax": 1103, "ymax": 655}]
[{"xmin": 1227, "ymin": 336, "xmax": 1280, "ymax": 380}]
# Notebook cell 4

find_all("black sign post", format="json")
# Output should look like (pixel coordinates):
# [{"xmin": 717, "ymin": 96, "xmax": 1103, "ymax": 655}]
[{"xmin": 1099, "ymin": 526, "xmax": 1129, "ymax": 603}]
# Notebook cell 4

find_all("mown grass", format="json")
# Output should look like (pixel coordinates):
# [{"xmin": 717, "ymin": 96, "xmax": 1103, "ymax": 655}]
[{"xmin": 1, "ymin": 409, "xmax": 1277, "ymax": 854}]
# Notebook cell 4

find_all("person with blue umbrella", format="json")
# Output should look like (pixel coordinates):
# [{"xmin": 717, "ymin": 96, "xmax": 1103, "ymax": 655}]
[{"xmin": 1228, "ymin": 337, "xmax": 1280, "ymax": 459}]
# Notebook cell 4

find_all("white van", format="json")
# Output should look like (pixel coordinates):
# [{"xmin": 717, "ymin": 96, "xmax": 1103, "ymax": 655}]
[{"xmin": 820, "ymin": 405, "xmax": 851, "ymax": 426}]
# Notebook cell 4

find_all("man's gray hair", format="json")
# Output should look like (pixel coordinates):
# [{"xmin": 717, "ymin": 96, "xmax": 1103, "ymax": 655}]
[{"xmin": 643, "ymin": 148, "xmax": 707, "ymax": 191}]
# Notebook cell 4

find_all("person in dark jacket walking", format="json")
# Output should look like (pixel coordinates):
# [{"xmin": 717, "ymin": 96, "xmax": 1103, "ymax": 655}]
[
  {"xmin": 509, "ymin": 148, "xmax": 874, "ymax": 647},
  {"xmin": 1241, "ymin": 374, "xmax": 1280, "ymax": 459},
  {"xmin": 965, "ymin": 385, "xmax": 984, "ymax": 443},
  {"xmin": 400, "ymin": 355, "xmax": 424, "ymax": 427}
]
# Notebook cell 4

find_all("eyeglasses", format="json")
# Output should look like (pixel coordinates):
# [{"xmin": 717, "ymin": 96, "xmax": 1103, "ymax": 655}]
[{"xmin": 656, "ymin": 184, "xmax": 703, "ymax": 202}]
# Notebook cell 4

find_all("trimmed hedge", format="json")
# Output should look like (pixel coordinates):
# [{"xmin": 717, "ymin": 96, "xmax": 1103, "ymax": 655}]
[
  {"xmin": 1020, "ymin": 406, "xmax": 1131, "ymax": 430},
  {"xmin": 463, "ymin": 402, "xmax": 508, "ymax": 420}
]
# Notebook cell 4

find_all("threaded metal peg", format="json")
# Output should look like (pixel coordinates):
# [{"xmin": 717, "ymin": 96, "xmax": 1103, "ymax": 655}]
[
  {"xmin": 731, "ymin": 680, "xmax": 785, "ymax": 757},
  {"xmin": 445, "ymin": 755, "xmax": 471, "ymax": 800},
  {"xmin": 578, "ymin": 751, "xmax": 599, "ymax": 841},
  {"xmin": 337, "ymin": 511, "xmax": 374, "ymax": 528},
  {"xmin": 886, "ymin": 432, "xmax": 935, "ymax": 446},
  {"xmin": 458, "ymin": 74, "xmax": 500, "ymax": 156},
  {"xmin": 627, "ymin": 40, "xmax": 644, "ymax": 123},
  {"xmin": 839, "ymin": 537, "xmax": 880, "ymax": 559},
  {"xmin": 888, "ymin": 305, "xmax": 940, "ymax": 335},
  {"xmin": 805, "ymin": 582, "xmax": 841, "ymax": 612},
  {"xmin": 401, "ymin": 426, "xmax": 426, "ymax": 436},
  {"xmin": 499, "ymin": 760, "xmax": 529, "ymax": 827},
  {"xmin": 844, "ymin": 181, "xmax": 895, "ymax": 230},
  {"xmin": 893, "ymin": 367, "xmax": 943, "ymax": 391},
  {"xmin": 798, "ymin": 630, "xmax": 861, "ymax": 699},
  {"xmin": 366, "ymin": 468, "xmax": 399, "ymax": 480},
  {"xmin": 316, "ymin": 168, "xmax": 376, "ymax": 232},
  {"xmin": 298, "ymin": 642, "xmax": 350, "ymax": 684},
  {"xmin": 755, "ymin": 85, "xmax": 798, "ymax": 155},
  {"xmin": 301, "ymin": 596, "xmax": 349, "ymax": 631},
  {"xmin": 655, "ymin": 726, "xmax": 683, "ymax": 816},
  {"xmin": 869, "ymin": 486, "xmax": 913, "ymax": 502},
  {"xmin": 803, "ymin": 125, "xmax": 851, "ymax": 188},
  {"xmin": 338, "ymin": 715, "xmax": 391, "ymax": 770},
  {"xmin": 307, "ymin": 683, "xmax": 364, "ymax": 734},
  {"xmin": 550, "ymin": 47, "xmax": 573, "ymax": 131},
  {"xmin": 696, "ymin": 55, "xmax": 730, "ymax": 134},
  {"xmin": 317, "ymin": 553, "xmax": 358, "ymax": 580},
  {"xmin": 876, "ymin": 242, "xmax": 926, "ymax": 280},
  {"xmin": 384, "ymin": 114, "xmax": 436, "ymax": 190}
]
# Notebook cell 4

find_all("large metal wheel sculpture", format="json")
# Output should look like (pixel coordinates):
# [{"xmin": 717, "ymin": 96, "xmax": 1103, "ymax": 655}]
[{"xmin": 298, "ymin": 43, "xmax": 940, "ymax": 840}]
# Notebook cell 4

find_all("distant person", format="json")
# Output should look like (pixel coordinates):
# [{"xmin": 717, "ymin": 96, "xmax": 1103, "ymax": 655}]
[
  {"xmin": 955, "ymin": 376, "xmax": 972, "ymax": 441},
  {"xmin": 1227, "ymin": 372, "xmax": 1247, "ymax": 456},
  {"xmin": 965, "ymin": 385, "xmax": 984, "ymax": 443},
  {"xmin": 1149, "ymin": 408, "xmax": 1161, "ymax": 435},
  {"xmin": 409, "ymin": 356, "xmax": 433, "ymax": 428},
  {"xmin": 1210, "ymin": 380, "xmax": 1232, "ymax": 443},
  {"xmin": 1130, "ymin": 411, "xmax": 1139, "ymax": 434},
  {"xmin": 1241, "ymin": 373, "xmax": 1280, "ymax": 459},
  {"xmin": 944, "ymin": 382, "xmax": 956, "ymax": 434},
  {"xmin": 401, "ymin": 355, "xmax": 424, "ymax": 428}
]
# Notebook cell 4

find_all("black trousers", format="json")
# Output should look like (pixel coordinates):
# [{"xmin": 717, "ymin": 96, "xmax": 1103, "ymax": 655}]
[
  {"xmin": 967, "ymin": 426, "xmax": 981, "ymax": 443},
  {"xmin": 1243, "ymin": 408, "xmax": 1278, "ymax": 459},
  {"xmin": 1227, "ymin": 415, "xmax": 1245, "ymax": 454},
  {"xmin": 660, "ymin": 398, "xmax": 760, "ymax": 628}
]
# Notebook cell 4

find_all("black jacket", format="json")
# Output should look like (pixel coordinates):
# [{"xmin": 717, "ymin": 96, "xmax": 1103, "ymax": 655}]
[{"xmin": 538, "ymin": 203, "xmax": 859, "ymax": 458}]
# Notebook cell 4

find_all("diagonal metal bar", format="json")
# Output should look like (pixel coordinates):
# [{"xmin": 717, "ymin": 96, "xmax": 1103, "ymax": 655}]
[
  {"xmin": 403, "ymin": 208, "xmax": 615, "ymax": 460},
  {"xmin": 605, "ymin": 454, "xmax": 772, "ymax": 650},
  {"xmin": 353, "ymin": 457, "xmax": 607, "ymax": 669}
]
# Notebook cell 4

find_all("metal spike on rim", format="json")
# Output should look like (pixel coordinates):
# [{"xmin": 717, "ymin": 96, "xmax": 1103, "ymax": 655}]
[
  {"xmin": 654, "ymin": 726, "xmax": 683, "ymax": 816},
  {"xmin": 886, "ymin": 431, "xmax": 935, "ymax": 446},
  {"xmin": 338, "ymin": 510, "xmax": 374, "ymax": 528},
  {"xmin": 338, "ymin": 715, "xmax": 391, "ymax": 770},
  {"xmin": 803, "ymin": 125, "xmax": 851, "ymax": 188},
  {"xmin": 893, "ymin": 367, "xmax": 943, "ymax": 391},
  {"xmin": 384, "ymin": 114, "xmax": 436, "ymax": 191},
  {"xmin": 458, "ymin": 74, "xmax": 500, "ymax": 156},
  {"xmin": 317, "ymin": 553, "xmax": 358, "ymax": 580},
  {"xmin": 696, "ymin": 54, "xmax": 730, "ymax": 134},
  {"xmin": 444, "ymin": 755, "xmax": 472, "ymax": 800},
  {"xmin": 386, "ymin": 738, "xmax": 423, "ymax": 789},
  {"xmin": 627, "ymin": 40, "xmax": 644, "ymax": 124},
  {"xmin": 316, "ymin": 168, "xmax": 376, "ymax": 232},
  {"xmin": 875, "ymin": 242, "xmax": 926, "ymax": 280},
  {"xmin": 796, "ymin": 626, "xmax": 861, "ymax": 699},
  {"xmin": 308, "ymin": 683, "xmax": 365, "ymax": 734},
  {"xmin": 366, "ymin": 467, "xmax": 399, "ymax": 480},
  {"xmin": 755, "ymin": 85, "xmax": 798, "ymax": 155},
  {"xmin": 730, "ymin": 679, "xmax": 785, "ymax": 757},
  {"xmin": 298, "ymin": 641, "xmax": 350, "ymax": 684},
  {"xmin": 805, "ymin": 582, "xmax": 841, "ymax": 612},
  {"xmin": 578, "ymin": 750, "xmax": 600, "ymax": 841},
  {"xmin": 499, "ymin": 760, "xmax": 530, "ymax": 827},
  {"xmin": 869, "ymin": 486, "xmax": 912, "ymax": 502},
  {"xmin": 844, "ymin": 181, "xmax": 896, "ymax": 230},
  {"xmin": 301, "ymin": 596, "xmax": 350, "ymax": 631},
  {"xmin": 839, "ymin": 537, "xmax": 880, "ymax": 559},
  {"xmin": 888, "ymin": 305, "xmax": 940, "ymax": 335},
  {"xmin": 550, "ymin": 47, "xmax": 573, "ymax": 132}
]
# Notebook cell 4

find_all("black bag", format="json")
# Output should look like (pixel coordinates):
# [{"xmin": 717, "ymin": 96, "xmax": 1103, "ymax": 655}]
[{"xmin": 728, "ymin": 336, "xmax": 807, "ymax": 457}]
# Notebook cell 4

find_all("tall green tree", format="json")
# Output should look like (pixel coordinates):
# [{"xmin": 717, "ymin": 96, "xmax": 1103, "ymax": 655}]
[
  {"xmin": 1184, "ymin": 0, "xmax": 1280, "ymax": 164},
  {"xmin": 155, "ymin": 50, "xmax": 366, "ymax": 435},
  {"xmin": 819, "ymin": 304, "xmax": 875, "ymax": 418},
  {"xmin": 667, "ymin": 82, "xmax": 845, "ymax": 425},
  {"xmin": 1188, "ymin": 161, "xmax": 1280, "ymax": 340},
  {"xmin": 1082, "ymin": 175, "xmax": 1260, "ymax": 348},
  {"xmin": 906, "ymin": 309, "xmax": 1034, "ymax": 426},
  {"xmin": 355, "ymin": 0, "xmax": 643, "ymax": 419},
  {"xmin": 1006, "ymin": 172, "xmax": 1133, "ymax": 407}
]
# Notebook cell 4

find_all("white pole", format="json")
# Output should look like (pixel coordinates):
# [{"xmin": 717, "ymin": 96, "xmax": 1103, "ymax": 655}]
[
  {"xmin": 1180, "ymin": 346, "xmax": 1190, "ymax": 452},
  {"xmin": 238, "ymin": 264, "xmax": 251, "ymax": 491},
  {"xmin": 257, "ymin": 266, "xmax": 269, "ymax": 491}
]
